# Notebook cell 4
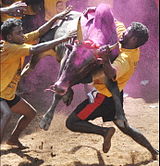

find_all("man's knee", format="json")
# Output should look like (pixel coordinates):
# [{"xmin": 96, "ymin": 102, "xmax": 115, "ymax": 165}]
[
  {"xmin": 114, "ymin": 120, "xmax": 131, "ymax": 134},
  {"xmin": 30, "ymin": 109, "xmax": 37, "ymax": 119},
  {"xmin": 66, "ymin": 113, "xmax": 80, "ymax": 131},
  {"xmin": 66, "ymin": 115, "xmax": 74, "ymax": 131}
]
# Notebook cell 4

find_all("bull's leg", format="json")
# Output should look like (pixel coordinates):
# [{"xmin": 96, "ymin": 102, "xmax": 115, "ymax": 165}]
[
  {"xmin": 104, "ymin": 78, "xmax": 126, "ymax": 127},
  {"xmin": 39, "ymin": 93, "xmax": 62, "ymax": 130},
  {"xmin": 114, "ymin": 120, "xmax": 159, "ymax": 160},
  {"xmin": 39, "ymin": 50, "xmax": 71, "ymax": 130}
]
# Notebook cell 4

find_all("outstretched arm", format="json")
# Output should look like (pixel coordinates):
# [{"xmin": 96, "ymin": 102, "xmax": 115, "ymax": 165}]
[
  {"xmin": 38, "ymin": 6, "xmax": 72, "ymax": 37},
  {"xmin": 30, "ymin": 31, "xmax": 76, "ymax": 55},
  {"xmin": 0, "ymin": 1, "xmax": 27, "ymax": 16},
  {"xmin": 96, "ymin": 45, "xmax": 117, "ymax": 80}
]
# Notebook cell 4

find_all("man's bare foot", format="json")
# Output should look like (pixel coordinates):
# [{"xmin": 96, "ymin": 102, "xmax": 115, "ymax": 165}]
[
  {"xmin": 6, "ymin": 139, "xmax": 28, "ymax": 149},
  {"xmin": 103, "ymin": 127, "xmax": 115, "ymax": 153}
]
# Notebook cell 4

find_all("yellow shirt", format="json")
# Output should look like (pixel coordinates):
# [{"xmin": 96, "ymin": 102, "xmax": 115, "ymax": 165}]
[
  {"xmin": 0, "ymin": 30, "xmax": 40, "ymax": 100},
  {"xmin": 92, "ymin": 20, "xmax": 140, "ymax": 97},
  {"xmin": 92, "ymin": 47, "xmax": 140, "ymax": 97}
]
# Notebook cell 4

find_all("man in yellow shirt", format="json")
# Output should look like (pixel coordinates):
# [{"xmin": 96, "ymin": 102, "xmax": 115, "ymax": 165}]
[
  {"xmin": 65, "ymin": 19, "xmax": 159, "ymax": 160},
  {"xmin": 0, "ymin": 6, "xmax": 75, "ymax": 148}
]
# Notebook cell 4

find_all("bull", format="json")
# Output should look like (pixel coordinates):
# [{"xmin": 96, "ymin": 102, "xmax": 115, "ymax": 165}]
[{"xmin": 22, "ymin": 4, "xmax": 126, "ymax": 130}]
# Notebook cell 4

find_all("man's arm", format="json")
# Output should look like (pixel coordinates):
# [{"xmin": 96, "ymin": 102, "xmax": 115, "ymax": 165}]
[
  {"xmin": 0, "ymin": 1, "xmax": 27, "ymax": 16},
  {"xmin": 102, "ymin": 55, "xmax": 117, "ymax": 80},
  {"xmin": 30, "ymin": 31, "xmax": 76, "ymax": 55},
  {"xmin": 96, "ymin": 45, "xmax": 117, "ymax": 80},
  {"xmin": 38, "ymin": 6, "xmax": 72, "ymax": 37}
]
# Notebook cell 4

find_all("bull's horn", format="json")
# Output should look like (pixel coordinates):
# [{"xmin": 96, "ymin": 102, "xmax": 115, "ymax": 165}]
[
  {"xmin": 109, "ymin": 42, "xmax": 119, "ymax": 50},
  {"xmin": 77, "ymin": 17, "xmax": 83, "ymax": 42}
]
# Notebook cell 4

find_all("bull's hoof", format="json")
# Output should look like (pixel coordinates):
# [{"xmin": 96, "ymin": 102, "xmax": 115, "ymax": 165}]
[{"xmin": 39, "ymin": 115, "xmax": 53, "ymax": 131}]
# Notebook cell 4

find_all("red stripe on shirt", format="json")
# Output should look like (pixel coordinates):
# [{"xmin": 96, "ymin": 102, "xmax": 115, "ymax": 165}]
[{"xmin": 77, "ymin": 93, "xmax": 105, "ymax": 120}]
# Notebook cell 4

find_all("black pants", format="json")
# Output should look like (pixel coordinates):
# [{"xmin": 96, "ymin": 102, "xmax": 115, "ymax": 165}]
[
  {"xmin": 0, "ymin": 95, "xmax": 21, "ymax": 108},
  {"xmin": 74, "ymin": 91, "xmax": 124, "ymax": 122}
]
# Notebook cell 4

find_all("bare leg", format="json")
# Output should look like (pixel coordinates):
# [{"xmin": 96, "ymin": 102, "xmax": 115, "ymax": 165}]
[
  {"xmin": 114, "ymin": 120, "xmax": 159, "ymax": 160},
  {"xmin": 105, "ymin": 78, "xmax": 126, "ymax": 125},
  {"xmin": 66, "ymin": 112, "xmax": 115, "ymax": 153},
  {"xmin": 7, "ymin": 99, "xmax": 36, "ymax": 148},
  {"xmin": 39, "ymin": 93, "xmax": 62, "ymax": 130},
  {"xmin": 0, "ymin": 101, "xmax": 12, "ymax": 143}
]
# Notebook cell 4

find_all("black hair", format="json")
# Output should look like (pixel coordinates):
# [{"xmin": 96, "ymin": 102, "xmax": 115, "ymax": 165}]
[
  {"xmin": 1, "ymin": 18, "xmax": 22, "ymax": 40},
  {"xmin": 130, "ymin": 22, "xmax": 149, "ymax": 47}
]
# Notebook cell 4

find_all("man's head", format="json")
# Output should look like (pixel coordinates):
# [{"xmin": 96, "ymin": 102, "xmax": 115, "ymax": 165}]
[
  {"xmin": 56, "ymin": 1, "xmax": 66, "ymax": 13},
  {"xmin": 1, "ymin": 18, "xmax": 25, "ymax": 44},
  {"xmin": 119, "ymin": 22, "xmax": 149, "ymax": 49}
]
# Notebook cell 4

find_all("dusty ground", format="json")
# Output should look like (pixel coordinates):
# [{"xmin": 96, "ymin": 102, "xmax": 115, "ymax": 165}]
[{"xmin": 0, "ymin": 97, "xmax": 159, "ymax": 166}]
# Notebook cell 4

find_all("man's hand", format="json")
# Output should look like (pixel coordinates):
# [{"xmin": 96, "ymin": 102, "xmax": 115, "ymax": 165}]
[
  {"xmin": 54, "ymin": 5, "xmax": 72, "ymax": 20},
  {"xmin": 96, "ymin": 45, "xmax": 111, "ymax": 63},
  {"xmin": 3, "ymin": 1, "xmax": 27, "ymax": 17},
  {"xmin": 97, "ymin": 43, "xmax": 118, "ymax": 62},
  {"xmin": 62, "ymin": 30, "xmax": 77, "ymax": 42}
]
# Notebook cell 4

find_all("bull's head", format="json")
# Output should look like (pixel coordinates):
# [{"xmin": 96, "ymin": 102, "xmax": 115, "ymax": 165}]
[
  {"xmin": 52, "ymin": 41, "xmax": 97, "ymax": 95},
  {"xmin": 52, "ymin": 40, "xmax": 118, "ymax": 95}
]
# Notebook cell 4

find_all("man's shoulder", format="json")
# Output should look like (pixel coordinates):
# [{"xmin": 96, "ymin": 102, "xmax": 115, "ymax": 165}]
[
  {"xmin": 120, "ymin": 47, "xmax": 140, "ymax": 55},
  {"xmin": 24, "ymin": 30, "xmax": 40, "ymax": 43},
  {"xmin": 119, "ymin": 47, "xmax": 140, "ymax": 62},
  {"xmin": 24, "ymin": 30, "xmax": 39, "ymax": 37}
]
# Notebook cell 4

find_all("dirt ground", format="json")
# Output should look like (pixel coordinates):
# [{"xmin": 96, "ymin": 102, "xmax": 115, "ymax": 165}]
[{"xmin": 0, "ymin": 96, "xmax": 159, "ymax": 166}]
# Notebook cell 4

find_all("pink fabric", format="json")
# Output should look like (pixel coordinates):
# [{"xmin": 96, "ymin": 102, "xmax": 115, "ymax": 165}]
[{"xmin": 82, "ymin": 3, "xmax": 119, "ymax": 56}]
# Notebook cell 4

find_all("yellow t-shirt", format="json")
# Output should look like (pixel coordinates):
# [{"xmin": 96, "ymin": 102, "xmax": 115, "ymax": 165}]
[
  {"xmin": 0, "ymin": 30, "xmax": 40, "ymax": 100},
  {"xmin": 92, "ymin": 20, "xmax": 140, "ymax": 97},
  {"xmin": 92, "ymin": 47, "xmax": 140, "ymax": 97}
]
